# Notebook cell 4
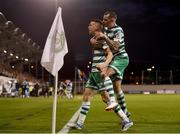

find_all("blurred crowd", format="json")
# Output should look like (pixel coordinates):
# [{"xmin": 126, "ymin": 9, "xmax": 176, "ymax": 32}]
[
  {"xmin": 0, "ymin": 77, "xmax": 74, "ymax": 99},
  {"xmin": 58, "ymin": 80, "xmax": 73, "ymax": 99},
  {"xmin": 0, "ymin": 64, "xmax": 74, "ymax": 98},
  {"xmin": 0, "ymin": 63, "xmax": 39, "ymax": 83},
  {"xmin": 0, "ymin": 78, "xmax": 74, "ymax": 99}
]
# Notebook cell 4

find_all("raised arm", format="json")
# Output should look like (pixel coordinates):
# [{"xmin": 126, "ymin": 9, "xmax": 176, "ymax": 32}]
[
  {"xmin": 96, "ymin": 31, "xmax": 124, "ymax": 53},
  {"xmin": 104, "ymin": 35, "xmax": 119, "ymax": 52}
]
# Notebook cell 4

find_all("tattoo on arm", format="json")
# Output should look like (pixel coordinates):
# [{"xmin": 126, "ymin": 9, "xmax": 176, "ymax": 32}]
[{"xmin": 105, "ymin": 37, "xmax": 119, "ymax": 52}]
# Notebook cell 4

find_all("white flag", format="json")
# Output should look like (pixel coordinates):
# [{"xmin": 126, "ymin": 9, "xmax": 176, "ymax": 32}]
[{"xmin": 41, "ymin": 7, "xmax": 68, "ymax": 76}]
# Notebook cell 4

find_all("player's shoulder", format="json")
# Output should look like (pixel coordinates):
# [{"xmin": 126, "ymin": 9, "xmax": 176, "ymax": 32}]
[{"xmin": 113, "ymin": 25, "xmax": 124, "ymax": 33}]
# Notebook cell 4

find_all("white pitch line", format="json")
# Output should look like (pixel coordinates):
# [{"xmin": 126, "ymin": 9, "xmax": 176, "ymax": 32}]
[{"xmin": 58, "ymin": 107, "xmax": 80, "ymax": 134}]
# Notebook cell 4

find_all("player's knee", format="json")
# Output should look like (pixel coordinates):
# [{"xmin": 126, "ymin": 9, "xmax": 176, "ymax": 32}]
[
  {"xmin": 83, "ymin": 94, "xmax": 91, "ymax": 102},
  {"xmin": 106, "ymin": 68, "xmax": 115, "ymax": 77},
  {"xmin": 83, "ymin": 90, "xmax": 91, "ymax": 101}
]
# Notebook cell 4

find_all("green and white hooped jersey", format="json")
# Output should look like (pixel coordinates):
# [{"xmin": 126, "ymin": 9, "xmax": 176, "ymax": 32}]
[
  {"xmin": 91, "ymin": 43, "xmax": 108, "ymax": 72},
  {"xmin": 104, "ymin": 25, "xmax": 128, "ymax": 57}
]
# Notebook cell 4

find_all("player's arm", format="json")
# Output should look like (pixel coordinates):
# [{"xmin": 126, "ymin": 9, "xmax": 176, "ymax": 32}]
[
  {"xmin": 97, "ymin": 30, "xmax": 125, "ymax": 53},
  {"xmin": 104, "ymin": 47, "xmax": 113, "ymax": 66},
  {"xmin": 104, "ymin": 35, "xmax": 119, "ymax": 52},
  {"xmin": 96, "ymin": 32, "xmax": 119, "ymax": 51},
  {"xmin": 62, "ymin": 82, "xmax": 67, "ymax": 88}
]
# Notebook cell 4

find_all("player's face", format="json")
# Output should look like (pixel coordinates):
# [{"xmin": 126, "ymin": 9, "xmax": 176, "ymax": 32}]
[
  {"xmin": 88, "ymin": 21, "xmax": 99, "ymax": 35},
  {"xmin": 103, "ymin": 14, "xmax": 113, "ymax": 27}
]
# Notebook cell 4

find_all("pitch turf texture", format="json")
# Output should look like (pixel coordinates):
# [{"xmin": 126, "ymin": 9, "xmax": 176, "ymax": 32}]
[{"xmin": 0, "ymin": 94, "xmax": 180, "ymax": 133}]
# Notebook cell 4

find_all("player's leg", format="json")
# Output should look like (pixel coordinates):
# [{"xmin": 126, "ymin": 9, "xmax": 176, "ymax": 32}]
[
  {"xmin": 76, "ymin": 87, "xmax": 93, "ymax": 129},
  {"xmin": 69, "ymin": 73, "xmax": 97, "ymax": 129},
  {"xmin": 100, "ymin": 84, "xmax": 133, "ymax": 131},
  {"xmin": 103, "ymin": 67, "xmax": 116, "ymax": 102},
  {"xmin": 64, "ymin": 89, "xmax": 69, "ymax": 98},
  {"xmin": 113, "ymin": 80, "xmax": 130, "ymax": 117},
  {"xmin": 107, "ymin": 56, "xmax": 131, "ymax": 117},
  {"xmin": 70, "ymin": 89, "xmax": 73, "ymax": 98},
  {"xmin": 113, "ymin": 104, "xmax": 133, "ymax": 131},
  {"xmin": 110, "ymin": 56, "xmax": 133, "ymax": 130},
  {"xmin": 67, "ymin": 90, "xmax": 71, "ymax": 99},
  {"xmin": 113, "ymin": 56, "xmax": 131, "ymax": 117},
  {"xmin": 100, "ymin": 76, "xmax": 118, "ymax": 111},
  {"xmin": 68, "ymin": 87, "xmax": 93, "ymax": 129},
  {"xmin": 92, "ymin": 71, "xmax": 117, "ymax": 111},
  {"xmin": 99, "ymin": 75, "xmax": 130, "ymax": 121}
]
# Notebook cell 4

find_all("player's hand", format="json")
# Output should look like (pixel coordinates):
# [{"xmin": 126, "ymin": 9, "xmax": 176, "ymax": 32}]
[
  {"xmin": 96, "ymin": 63, "xmax": 108, "ymax": 71},
  {"xmin": 100, "ymin": 67, "xmax": 108, "ymax": 78},
  {"xmin": 96, "ymin": 32, "xmax": 107, "ymax": 40},
  {"xmin": 90, "ymin": 38, "xmax": 98, "ymax": 45}
]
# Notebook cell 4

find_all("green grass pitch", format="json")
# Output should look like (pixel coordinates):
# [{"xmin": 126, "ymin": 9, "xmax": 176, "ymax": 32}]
[{"xmin": 0, "ymin": 94, "xmax": 180, "ymax": 133}]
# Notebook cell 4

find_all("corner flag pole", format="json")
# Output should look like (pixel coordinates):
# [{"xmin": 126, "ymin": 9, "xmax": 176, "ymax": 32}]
[
  {"xmin": 52, "ymin": 72, "xmax": 58, "ymax": 133},
  {"xmin": 52, "ymin": 1, "xmax": 58, "ymax": 133}
]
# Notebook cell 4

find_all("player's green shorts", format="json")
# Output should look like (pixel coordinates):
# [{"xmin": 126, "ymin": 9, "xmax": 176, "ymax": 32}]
[
  {"xmin": 109, "ymin": 54, "xmax": 129, "ymax": 81},
  {"xmin": 85, "ymin": 72, "xmax": 105, "ymax": 91}
]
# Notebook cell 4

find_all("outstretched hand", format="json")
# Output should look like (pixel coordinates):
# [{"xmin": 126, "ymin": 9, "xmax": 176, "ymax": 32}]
[
  {"xmin": 96, "ymin": 63, "xmax": 108, "ymax": 77},
  {"xmin": 96, "ymin": 63, "xmax": 107, "ymax": 71}
]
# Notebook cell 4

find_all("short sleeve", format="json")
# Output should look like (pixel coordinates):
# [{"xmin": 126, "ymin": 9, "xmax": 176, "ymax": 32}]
[{"xmin": 113, "ymin": 30, "xmax": 124, "ymax": 42}]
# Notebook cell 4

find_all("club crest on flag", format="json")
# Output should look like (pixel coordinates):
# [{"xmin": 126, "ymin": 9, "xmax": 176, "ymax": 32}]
[{"xmin": 55, "ymin": 31, "xmax": 65, "ymax": 53}]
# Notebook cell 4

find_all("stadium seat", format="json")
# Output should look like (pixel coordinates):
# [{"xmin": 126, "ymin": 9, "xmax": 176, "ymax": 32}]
[
  {"xmin": 21, "ymin": 33, "xmax": 28, "ymax": 41},
  {"xmin": 27, "ymin": 38, "xmax": 33, "ymax": 45},
  {"xmin": 4, "ymin": 21, "xmax": 15, "ymax": 31},
  {"xmin": 32, "ymin": 42, "xmax": 37, "ymax": 47},
  {"xmin": 13, "ymin": 28, "xmax": 23, "ymax": 36},
  {"xmin": 0, "ymin": 12, "xmax": 7, "ymax": 25}
]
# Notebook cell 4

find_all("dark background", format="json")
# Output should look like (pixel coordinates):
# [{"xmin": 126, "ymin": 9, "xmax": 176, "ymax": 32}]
[{"xmin": 0, "ymin": 0, "xmax": 180, "ymax": 82}]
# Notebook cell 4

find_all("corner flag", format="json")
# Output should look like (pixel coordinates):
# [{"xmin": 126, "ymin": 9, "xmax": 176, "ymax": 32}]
[{"xmin": 41, "ymin": 7, "xmax": 68, "ymax": 76}]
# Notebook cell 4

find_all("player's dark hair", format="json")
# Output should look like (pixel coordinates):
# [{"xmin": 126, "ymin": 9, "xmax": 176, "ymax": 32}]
[
  {"xmin": 104, "ymin": 11, "xmax": 117, "ymax": 19},
  {"xmin": 90, "ymin": 19, "xmax": 103, "ymax": 30}
]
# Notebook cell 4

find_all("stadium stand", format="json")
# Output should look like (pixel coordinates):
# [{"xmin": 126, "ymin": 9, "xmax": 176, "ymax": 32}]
[
  {"xmin": 0, "ymin": 12, "xmax": 45, "ymax": 97},
  {"xmin": 0, "ymin": 12, "xmax": 42, "ymax": 66}
]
